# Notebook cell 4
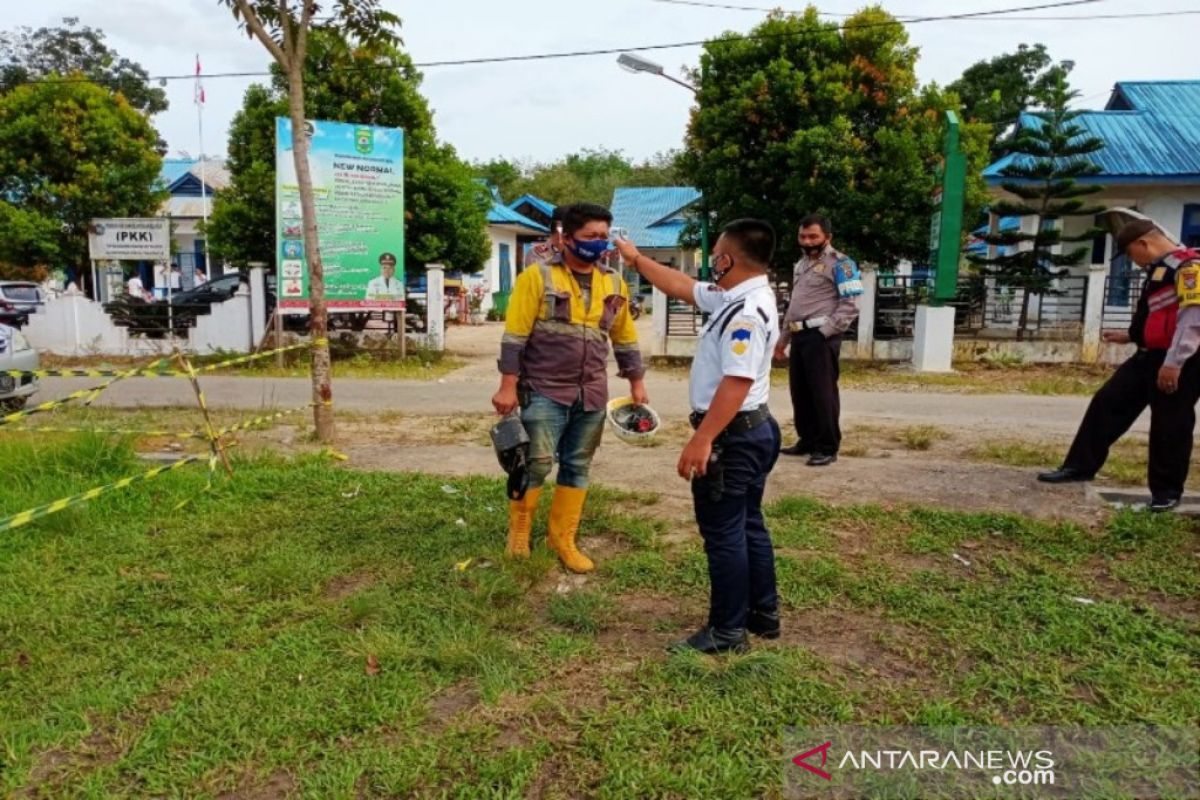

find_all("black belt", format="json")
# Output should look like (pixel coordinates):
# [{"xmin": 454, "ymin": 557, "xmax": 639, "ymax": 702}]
[{"xmin": 689, "ymin": 405, "xmax": 771, "ymax": 437}]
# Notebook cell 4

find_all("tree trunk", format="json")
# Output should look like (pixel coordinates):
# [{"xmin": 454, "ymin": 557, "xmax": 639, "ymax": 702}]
[{"xmin": 287, "ymin": 65, "xmax": 335, "ymax": 442}]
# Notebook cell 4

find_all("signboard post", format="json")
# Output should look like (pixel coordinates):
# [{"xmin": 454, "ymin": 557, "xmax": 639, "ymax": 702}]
[
  {"xmin": 275, "ymin": 118, "xmax": 406, "ymax": 317},
  {"xmin": 930, "ymin": 111, "xmax": 967, "ymax": 304},
  {"xmin": 913, "ymin": 112, "xmax": 967, "ymax": 372}
]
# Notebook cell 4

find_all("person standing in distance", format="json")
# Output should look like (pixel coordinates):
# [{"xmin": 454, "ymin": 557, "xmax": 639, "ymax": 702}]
[
  {"xmin": 777, "ymin": 214, "xmax": 862, "ymax": 466},
  {"xmin": 1039, "ymin": 219, "xmax": 1200, "ymax": 512},
  {"xmin": 615, "ymin": 219, "xmax": 782, "ymax": 655}
]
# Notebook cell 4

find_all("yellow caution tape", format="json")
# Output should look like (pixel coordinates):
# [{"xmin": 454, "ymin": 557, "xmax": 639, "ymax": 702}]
[
  {"xmin": 0, "ymin": 359, "xmax": 171, "ymax": 427},
  {"xmin": 1, "ymin": 338, "xmax": 329, "ymax": 380},
  {"xmin": 6, "ymin": 402, "xmax": 323, "ymax": 441},
  {"xmin": 0, "ymin": 454, "xmax": 201, "ymax": 533}
]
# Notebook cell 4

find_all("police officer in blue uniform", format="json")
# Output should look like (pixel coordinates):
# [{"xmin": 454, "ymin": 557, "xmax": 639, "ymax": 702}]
[{"xmin": 615, "ymin": 219, "xmax": 783, "ymax": 654}]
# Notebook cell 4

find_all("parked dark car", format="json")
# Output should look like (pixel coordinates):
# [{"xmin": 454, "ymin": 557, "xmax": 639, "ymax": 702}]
[{"xmin": 0, "ymin": 281, "xmax": 45, "ymax": 328}]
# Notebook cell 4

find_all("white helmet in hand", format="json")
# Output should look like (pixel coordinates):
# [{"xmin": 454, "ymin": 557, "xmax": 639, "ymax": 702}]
[{"xmin": 606, "ymin": 396, "xmax": 661, "ymax": 445}]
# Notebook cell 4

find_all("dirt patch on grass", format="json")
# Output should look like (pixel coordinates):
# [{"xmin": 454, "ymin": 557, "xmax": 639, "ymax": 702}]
[
  {"xmin": 216, "ymin": 769, "xmax": 297, "ymax": 800},
  {"xmin": 18, "ymin": 716, "xmax": 124, "ymax": 797},
  {"xmin": 321, "ymin": 571, "xmax": 376, "ymax": 601},
  {"xmin": 775, "ymin": 607, "xmax": 927, "ymax": 682}
]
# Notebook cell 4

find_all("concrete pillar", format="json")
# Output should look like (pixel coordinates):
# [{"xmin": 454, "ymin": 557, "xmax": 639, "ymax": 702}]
[
  {"xmin": 1080, "ymin": 263, "xmax": 1108, "ymax": 364},
  {"xmin": 913, "ymin": 305, "xmax": 956, "ymax": 372},
  {"xmin": 426, "ymin": 263, "xmax": 446, "ymax": 351},
  {"xmin": 856, "ymin": 263, "xmax": 877, "ymax": 360},
  {"xmin": 248, "ymin": 264, "xmax": 267, "ymax": 346},
  {"xmin": 652, "ymin": 286, "xmax": 668, "ymax": 356}
]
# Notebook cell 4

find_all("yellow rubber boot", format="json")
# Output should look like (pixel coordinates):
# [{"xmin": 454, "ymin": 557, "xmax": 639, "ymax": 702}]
[
  {"xmin": 505, "ymin": 487, "xmax": 542, "ymax": 558},
  {"xmin": 547, "ymin": 486, "xmax": 594, "ymax": 573}
]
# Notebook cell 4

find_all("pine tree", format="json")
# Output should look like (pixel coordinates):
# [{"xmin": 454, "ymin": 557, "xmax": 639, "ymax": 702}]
[{"xmin": 970, "ymin": 66, "xmax": 1105, "ymax": 339}]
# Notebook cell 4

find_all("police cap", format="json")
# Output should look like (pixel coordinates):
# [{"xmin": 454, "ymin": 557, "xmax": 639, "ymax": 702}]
[{"xmin": 1115, "ymin": 220, "xmax": 1158, "ymax": 255}]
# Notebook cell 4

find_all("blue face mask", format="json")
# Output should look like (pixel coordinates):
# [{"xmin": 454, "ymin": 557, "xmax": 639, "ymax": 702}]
[{"xmin": 568, "ymin": 238, "xmax": 612, "ymax": 264}]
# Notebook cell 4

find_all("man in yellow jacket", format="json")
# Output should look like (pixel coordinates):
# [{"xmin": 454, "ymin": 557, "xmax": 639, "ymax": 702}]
[{"xmin": 492, "ymin": 202, "xmax": 647, "ymax": 572}]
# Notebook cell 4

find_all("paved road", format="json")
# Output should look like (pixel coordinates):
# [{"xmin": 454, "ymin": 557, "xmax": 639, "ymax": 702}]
[
  {"xmin": 34, "ymin": 322, "xmax": 1149, "ymax": 437},
  {"xmin": 37, "ymin": 372, "xmax": 1144, "ymax": 438}
]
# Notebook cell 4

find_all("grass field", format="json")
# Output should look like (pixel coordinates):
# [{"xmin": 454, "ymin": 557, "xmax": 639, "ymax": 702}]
[{"xmin": 0, "ymin": 435, "xmax": 1196, "ymax": 797}]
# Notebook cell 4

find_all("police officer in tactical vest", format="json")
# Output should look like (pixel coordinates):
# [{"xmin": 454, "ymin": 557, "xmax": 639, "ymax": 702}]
[
  {"xmin": 1039, "ymin": 219, "xmax": 1200, "ymax": 511},
  {"xmin": 777, "ymin": 214, "xmax": 863, "ymax": 466}
]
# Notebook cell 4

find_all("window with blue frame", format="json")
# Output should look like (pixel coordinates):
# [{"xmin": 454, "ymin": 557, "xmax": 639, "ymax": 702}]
[{"xmin": 1182, "ymin": 204, "xmax": 1200, "ymax": 249}]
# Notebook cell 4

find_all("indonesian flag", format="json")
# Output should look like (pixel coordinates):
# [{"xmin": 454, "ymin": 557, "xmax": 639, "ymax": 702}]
[{"xmin": 194, "ymin": 54, "xmax": 205, "ymax": 106}]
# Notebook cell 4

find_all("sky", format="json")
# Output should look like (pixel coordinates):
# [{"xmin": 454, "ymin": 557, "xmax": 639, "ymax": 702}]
[{"xmin": 7, "ymin": 0, "xmax": 1199, "ymax": 168}]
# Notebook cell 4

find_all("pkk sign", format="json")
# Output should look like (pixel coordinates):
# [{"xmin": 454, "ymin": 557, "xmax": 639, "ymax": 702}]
[{"xmin": 87, "ymin": 218, "xmax": 171, "ymax": 261}]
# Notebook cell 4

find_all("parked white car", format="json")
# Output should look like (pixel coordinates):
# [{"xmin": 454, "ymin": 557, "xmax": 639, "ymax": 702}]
[{"xmin": 0, "ymin": 323, "xmax": 38, "ymax": 411}]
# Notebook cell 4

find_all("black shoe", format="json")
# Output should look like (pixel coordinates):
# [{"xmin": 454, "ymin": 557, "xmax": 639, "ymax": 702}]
[
  {"xmin": 1036, "ymin": 467, "xmax": 1094, "ymax": 484},
  {"xmin": 1148, "ymin": 496, "xmax": 1180, "ymax": 513},
  {"xmin": 781, "ymin": 442, "xmax": 812, "ymax": 457},
  {"xmin": 806, "ymin": 453, "xmax": 837, "ymax": 467},
  {"xmin": 747, "ymin": 609, "xmax": 781, "ymax": 639},
  {"xmin": 668, "ymin": 626, "xmax": 749, "ymax": 655}
]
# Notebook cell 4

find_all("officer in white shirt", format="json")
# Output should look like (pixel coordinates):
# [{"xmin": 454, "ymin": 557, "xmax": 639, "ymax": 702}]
[
  {"xmin": 615, "ymin": 218, "xmax": 783, "ymax": 655},
  {"xmin": 365, "ymin": 252, "xmax": 403, "ymax": 299}
]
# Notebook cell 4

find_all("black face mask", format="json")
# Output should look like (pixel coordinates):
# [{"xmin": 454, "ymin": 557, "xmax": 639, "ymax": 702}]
[{"xmin": 800, "ymin": 240, "xmax": 828, "ymax": 258}]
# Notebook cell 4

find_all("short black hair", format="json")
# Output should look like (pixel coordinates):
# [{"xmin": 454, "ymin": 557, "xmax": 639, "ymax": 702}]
[
  {"xmin": 561, "ymin": 202, "xmax": 613, "ymax": 237},
  {"xmin": 721, "ymin": 218, "xmax": 776, "ymax": 267},
  {"xmin": 799, "ymin": 213, "xmax": 832, "ymax": 236},
  {"xmin": 379, "ymin": 252, "xmax": 397, "ymax": 266},
  {"xmin": 1115, "ymin": 219, "xmax": 1158, "ymax": 255}
]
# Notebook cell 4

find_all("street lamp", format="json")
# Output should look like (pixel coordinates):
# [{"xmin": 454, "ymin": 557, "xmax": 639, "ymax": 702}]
[
  {"xmin": 616, "ymin": 52, "xmax": 709, "ymax": 279},
  {"xmin": 617, "ymin": 53, "xmax": 697, "ymax": 94}
]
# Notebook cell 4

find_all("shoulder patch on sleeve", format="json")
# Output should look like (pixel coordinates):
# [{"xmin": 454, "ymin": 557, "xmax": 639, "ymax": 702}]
[
  {"xmin": 1178, "ymin": 264, "xmax": 1200, "ymax": 307},
  {"xmin": 728, "ymin": 321, "xmax": 755, "ymax": 356},
  {"xmin": 833, "ymin": 257, "xmax": 863, "ymax": 298}
]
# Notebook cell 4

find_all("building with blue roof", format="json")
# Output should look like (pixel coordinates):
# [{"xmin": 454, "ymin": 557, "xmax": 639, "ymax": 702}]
[
  {"xmin": 149, "ymin": 158, "xmax": 230, "ymax": 288},
  {"xmin": 507, "ymin": 194, "xmax": 556, "ymax": 231},
  {"xmin": 477, "ymin": 182, "xmax": 548, "ymax": 314},
  {"xmin": 983, "ymin": 80, "xmax": 1200, "ymax": 282},
  {"xmin": 611, "ymin": 186, "xmax": 703, "ymax": 276}
]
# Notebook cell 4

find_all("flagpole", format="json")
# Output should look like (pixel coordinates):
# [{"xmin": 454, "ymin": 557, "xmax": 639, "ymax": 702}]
[{"xmin": 195, "ymin": 54, "xmax": 210, "ymax": 279}]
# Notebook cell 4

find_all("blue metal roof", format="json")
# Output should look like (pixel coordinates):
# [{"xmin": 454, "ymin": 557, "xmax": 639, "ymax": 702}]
[
  {"xmin": 487, "ymin": 201, "xmax": 548, "ymax": 233},
  {"xmin": 507, "ymin": 194, "xmax": 556, "ymax": 218},
  {"xmin": 610, "ymin": 186, "xmax": 702, "ymax": 249},
  {"xmin": 159, "ymin": 158, "xmax": 197, "ymax": 189},
  {"xmin": 984, "ymin": 80, "xmax": 1200, "ymax": 183}
]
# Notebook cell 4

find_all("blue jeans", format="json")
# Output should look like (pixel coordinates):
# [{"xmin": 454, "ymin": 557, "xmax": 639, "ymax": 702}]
[
  {"xmin": 521, "ymin": 391, "xmax": 607, "ymax": 489},
  {"xmin": 691, "ymin": 417, "xmax": 782, "ymax": 631}
]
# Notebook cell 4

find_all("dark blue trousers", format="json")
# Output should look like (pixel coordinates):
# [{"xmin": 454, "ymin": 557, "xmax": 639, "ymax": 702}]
[{"xmin": 691, "ymin": 417, "xmax": 782, "ymax": 631}]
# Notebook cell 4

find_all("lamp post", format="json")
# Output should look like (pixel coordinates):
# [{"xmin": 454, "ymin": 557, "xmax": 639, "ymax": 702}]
[{"xmin": 617, "ymin": 52, "xmax": 710, "ymax": 281}]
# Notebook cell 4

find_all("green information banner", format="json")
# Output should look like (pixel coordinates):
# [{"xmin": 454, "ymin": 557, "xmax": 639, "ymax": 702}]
[{"xmin": 275, "ymin": 117, "xmax": 405, "ymax": 311}]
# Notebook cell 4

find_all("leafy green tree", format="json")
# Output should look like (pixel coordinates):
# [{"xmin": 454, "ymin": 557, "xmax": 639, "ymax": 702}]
[
  {"xmin": 969, "ymin": 66, "xmax": 1105, "ymax": 338},
  {"xmin": 0, "ymin": 17, "xmax": 168, "ymax": 116},
  {"xmin": 679, "ymin": 7, "xmax": 990, "ymax": 274},
  {"xmin": 474, "ymin": 148, "xmax": 684, "ymax": 207},
  {"xmin": 0, "ymin": 78, "xmax": 164, "ymax": 280},
  {"xmin": 947, "ymin": 43, "xmax": 1057, "ymax": 158},
  {"xmin": 209, "ymin": 28, "xmax": 490, "ymax": 274}
]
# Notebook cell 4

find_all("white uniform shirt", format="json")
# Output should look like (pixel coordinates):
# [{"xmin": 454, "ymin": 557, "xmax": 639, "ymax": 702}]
[
  {"xmin": 689, "ymin": 275, "xmax": 779, "ymax": 413},
  {"xmin": 365, "ymin": 275, "xmax": 404, "ymax": 299}
]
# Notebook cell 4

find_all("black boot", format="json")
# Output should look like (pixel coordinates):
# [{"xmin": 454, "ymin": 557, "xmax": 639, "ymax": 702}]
[
  {"xmin": 668, "ymin": 626, "xmax": 749, "ymax": 655},
  {"xmin": 747, "ymin": 609, "xmax": 781, "ymax": 639},
  {"xmin": 781, "ymin": 442, "xmax": 811, "ymax": 457},
  {"xmin": 1037, "ymin": 467, "xmax": 1094, "ymax": 484}
]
